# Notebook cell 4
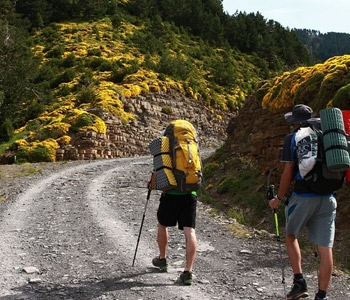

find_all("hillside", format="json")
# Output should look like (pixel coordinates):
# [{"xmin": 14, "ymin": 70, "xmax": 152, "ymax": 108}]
[
  {"xmin": 1, "ymin": 0, "xmax": 315, "ymax": 162},
  {"xmin": 202, "ymin": 55, "xmax": 350, "ymax": 271}
]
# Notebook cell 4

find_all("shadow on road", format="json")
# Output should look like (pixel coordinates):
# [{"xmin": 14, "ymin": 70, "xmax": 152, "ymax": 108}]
[{"xmin": 1, "ymin": 268, "xmax": 180, "ymax": 300}]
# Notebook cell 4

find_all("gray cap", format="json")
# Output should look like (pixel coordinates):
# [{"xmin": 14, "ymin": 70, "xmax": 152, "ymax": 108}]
[{"xmin": 284, "ymin": 104, "xmax": 313, "ymax": 124}]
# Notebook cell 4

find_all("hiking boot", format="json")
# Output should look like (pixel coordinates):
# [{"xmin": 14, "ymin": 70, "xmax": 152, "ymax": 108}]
[
  {"xmin": 287, "ymin": 278, "xmax": 309, "ymax": 299},
  {"xmin": 179, "ymin": 271, "xmax": 192, "ymax": 285},
  {"xmin": 152, "ymin": 256, "xmax": 168, "ymax": 272}
]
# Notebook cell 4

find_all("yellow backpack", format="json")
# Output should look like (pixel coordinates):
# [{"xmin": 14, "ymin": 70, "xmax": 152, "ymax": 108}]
[{"xmin": 148, "ymin": 120, "xmax": 202, "ymax": 192}]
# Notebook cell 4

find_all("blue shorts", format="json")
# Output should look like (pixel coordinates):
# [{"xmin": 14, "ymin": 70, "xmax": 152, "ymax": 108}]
[
  {"xmin": 157, "ymin": 192, "xmax": 197, "ymax": 230},
  {"xmin": 285, "ymin": 194, "xmax": 337, "ymax": 247}
]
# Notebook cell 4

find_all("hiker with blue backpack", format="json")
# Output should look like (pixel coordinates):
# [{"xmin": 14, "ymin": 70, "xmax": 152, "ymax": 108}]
[
  {"xmin": 269, "ymin": 104, "xmax": 347, "ymax": 300},
  {"xmin": 148, "ymin": 120, "xmax": 202, "ymax": 285}
]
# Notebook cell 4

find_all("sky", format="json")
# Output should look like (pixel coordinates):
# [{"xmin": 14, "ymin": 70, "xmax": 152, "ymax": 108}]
[{"xmin": 222, "ymin": 0, "xmax": 350, "ymax": 34}]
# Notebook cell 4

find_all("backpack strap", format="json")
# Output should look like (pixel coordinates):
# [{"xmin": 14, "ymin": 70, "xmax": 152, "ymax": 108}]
[{"xmin": 323, "ymin": 128, "xmax": 350, "ymax": 154}]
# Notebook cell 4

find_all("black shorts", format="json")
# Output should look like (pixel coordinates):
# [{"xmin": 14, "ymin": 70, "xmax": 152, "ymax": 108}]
[{"xmin": 157, "ymin": 192, "xmax": 197, "ymax": 230}]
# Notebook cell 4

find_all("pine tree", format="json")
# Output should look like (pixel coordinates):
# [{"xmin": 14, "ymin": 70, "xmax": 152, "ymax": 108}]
[{"xmin": 0, "ymin": 0, "xmax": 41, "ymax": 140}]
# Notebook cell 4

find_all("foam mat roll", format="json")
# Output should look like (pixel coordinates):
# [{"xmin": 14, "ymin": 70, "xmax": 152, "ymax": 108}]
[
  {"xmin": 320, "ymin": 108, "xmax": 350, "ymax": 171},
  {"xmin": 148, "ymin": 136, "xmax": 170, "ymax": 156},
  {"xmin": 153, "ymin": 154, "xmax": 172, "ymax": 170},
  {"xmin": 155, "ymin": 168, "xmax": 177, "ymax": 191}
]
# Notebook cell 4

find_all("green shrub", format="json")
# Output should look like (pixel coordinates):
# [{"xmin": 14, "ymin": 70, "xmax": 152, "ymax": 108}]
[
  {"xmin": 76, "ymin": 87, "xmax": 96, "ymax": 104},
  {"xmin": 99, "ymin": 59, "xmax": 113, "ymax": 71},
  {"xmin": 203, "ymin": 162, "xmax": 219, "ymax": 179},
  {"xmin": 88, "ymin": 57, "xmax": 112, "ymax": 70},
  {"xmin": 217, "ymin": 177, "xmax": 235, "ymax": 194},
  {"xmin": 70, "ymin": 113, "xmax": 94, "ymax": 132},
  {"xmin": 56, "ymin": 84, "xmax": 71, "ymax": 96},
  {"xmin": 28, "ymin": 145, "xmax": 52, "ymax": 162},
  {"xmin": 61, "ymin": 53, "xmax": 76, "ymax": 68},
  {"xmin": 78, "ymin": 70, "xmax": 95, "ymax": 87},
  {"xmin": 87, "ymin": 48, "xmax": 102, "ymax": 56},
  {"xmin": 0, "ymin": 118, "xmax": 14, "ymax": 142},
  {"xmin": 25, "ymin": 102, "xmax": 46, "ymax": 121},
  {"xmin": 45, "ymin": 44, "xmax": 65, "ymax": 58},
  {"xmin": 110, "ymin": 61, "xmax": 139, "ymax": 83},
  {"xmin": 333, "ymin": 83, "xmax": 350, "ymax": 109},
  {"xmin": 228, "ymin": 207, "xmax": 245, "ymax": 224},
  {"xmin": 51, "ymin": 69, "xmax": 76, "ymax": 88},
  {"xmin": 161, "ymin": 106, "xmax": 173, "ymax": 115}
]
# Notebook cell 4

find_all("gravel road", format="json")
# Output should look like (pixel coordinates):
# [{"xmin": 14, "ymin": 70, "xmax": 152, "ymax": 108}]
[{"xmin": 0, "ymin": 157, "xmax": 349, "ymax": 300}]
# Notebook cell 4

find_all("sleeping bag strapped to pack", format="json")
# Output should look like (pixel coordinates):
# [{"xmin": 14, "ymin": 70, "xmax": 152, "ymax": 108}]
[
  {"xmin": 294, "ymin": 109, "xmax": 350, "ymax": 194},
  {"xmin": 148, "ymin": 120, "xmax": 202, "ymax": 192}
]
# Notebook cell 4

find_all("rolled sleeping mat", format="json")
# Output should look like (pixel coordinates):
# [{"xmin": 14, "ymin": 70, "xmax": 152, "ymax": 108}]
[
  {"xmin": 148, "ymin": 136, "xmax": 177, "ymax": 190},
  {"xmin": 320, "ymin": 108, "xmax": 350, "ymax": 172},
  {"xmin": 155, "ymin": 167, "xmax": 177, "ymax": 191},
  {"xmin": 148, "ymin": 136, "xmax": 170, "ymax": 156},
  {"xmin": 341, "ymin": 110, "xmax": 350, "ymax": 183}
]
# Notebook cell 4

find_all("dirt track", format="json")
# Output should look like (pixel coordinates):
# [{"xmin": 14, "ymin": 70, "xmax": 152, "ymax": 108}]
[{"xmin": 0, "ymin": 158, "xmax": 349, "ymax": 299}]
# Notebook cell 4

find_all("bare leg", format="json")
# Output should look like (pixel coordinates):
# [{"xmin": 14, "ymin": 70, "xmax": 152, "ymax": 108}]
[
  {"xmin": 157, "ymin": 224, "xmax": 168, "ymax": 258},
  {"xmin": 286, "ymin": 234, "xmax": 303, "ymax": 274},
  {"xmin": 183, "ymin": 227, "xmax": 197, "ymax": 271},
  {"xmin": 317, "ymin": 245, "xmax": 333, "ymax": 291}
]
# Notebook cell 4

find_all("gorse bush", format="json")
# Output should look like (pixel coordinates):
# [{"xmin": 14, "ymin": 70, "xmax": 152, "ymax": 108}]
[
  {"xmin": 14, "ymin": 139, "xmax": 59, "ymax": 163},
  {"xmin": 76, "ymin": 87, "xmax": 96, "ymax": 105},
  {"xmin": 70, "ymin": 113, "xmax": 94, "ymax": 133}
]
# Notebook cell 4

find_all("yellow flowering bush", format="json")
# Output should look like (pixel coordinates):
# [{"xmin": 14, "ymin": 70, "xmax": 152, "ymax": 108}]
[
  {"xmin": 261, "ymin": 55, "xmax": 350, "ymax": 112},
  {"xmin": 28, "ymin": 122, "xmax": 70, "ymax": 141},
  {"xmin": 14, "ymin": 138, "xmax": 59, "ymax": 163},
  {"xmin": 56, "ymin": 135, "xmax": 71, "ymax": 146}
]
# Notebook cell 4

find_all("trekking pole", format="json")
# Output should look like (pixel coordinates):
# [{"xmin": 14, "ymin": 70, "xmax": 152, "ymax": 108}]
[
  {"xmin": 267, "ymin": 184, "xmax": 287, "ymax": 298},
  {"xmin": 132, "ymin": 189, "xmax": 151, "ymax": 266}
]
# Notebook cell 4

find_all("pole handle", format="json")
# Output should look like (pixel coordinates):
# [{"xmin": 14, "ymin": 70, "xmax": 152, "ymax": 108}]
[{"xmin": 266, "ymin": 184, "xmax": 275, "ymax": 200}]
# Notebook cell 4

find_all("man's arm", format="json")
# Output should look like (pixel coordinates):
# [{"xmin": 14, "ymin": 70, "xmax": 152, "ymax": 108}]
[{"xmin": 269, "ymin": 162, "xmax": 294, "ymax": 210}]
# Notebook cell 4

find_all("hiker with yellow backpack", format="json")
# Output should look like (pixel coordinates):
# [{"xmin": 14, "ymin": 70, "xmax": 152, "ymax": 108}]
[{"xmin": 147, "ymin": 119, "xmax": 202, "ymax": 285}]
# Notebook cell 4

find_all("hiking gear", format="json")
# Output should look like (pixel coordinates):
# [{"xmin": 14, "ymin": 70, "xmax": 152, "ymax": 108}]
[
  {"xmin": 314, "ymin": 291, "xmax": 327, "ymax": 300},
  {"xmin": 179, "ymin": 271, "xmax": 192, "ymax": 285},
  {"xmin": 152, "ymin": 256, "xmax": 168, "ymax": 272},
  {"xmin": 342, "ymin": 110, "xmax": 350, "ymax": 183},
  {"xmin": 148, "ymin": 136, "xmax": 177, "ymax": 190},
  {"xmin": 287, "ymin": 278, "xmax": 309, "ymax": 300},
  {"xmin": 285, "ymin": 104, "xmax": 313, "ymax": 124},
  {"xmin": 132, "ymin": 189, "xmax": 151, "ymax": 267},
  {"xmin": 295, "ymin": 126, "xmax": 318, "ymax": 178},
  {"xmin": 320, "ymin": 108, "xmax": 350, "ymax": 171},
  {"xmin": 149, "ymin": 120, "xmax": 202, "ymax": 192},
  {"xmin": 266, "ymin": 182, "xmax": 286, "ymax": 298},
  {"xmin": 294, "ymin": 115, "xmax": 348, "ymax": 195}
]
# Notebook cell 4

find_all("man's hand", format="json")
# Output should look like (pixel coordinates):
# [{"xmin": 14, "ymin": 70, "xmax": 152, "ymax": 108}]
[
  {"xmin": 147, "ymin": 172, "xmax": 156, "ymax": 190},
  {"xmin": 269, "ymin": 198, "xmax": 281, "ymax": 210}
]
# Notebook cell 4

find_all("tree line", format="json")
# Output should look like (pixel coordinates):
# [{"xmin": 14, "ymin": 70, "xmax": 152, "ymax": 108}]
[
  {"xmin": 294, "ymin": 29, "xmax": 350, "ymax": 62},
  {"xmin": 0, "ymin": 0, "xmax": 348, "ymax": 143}
]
